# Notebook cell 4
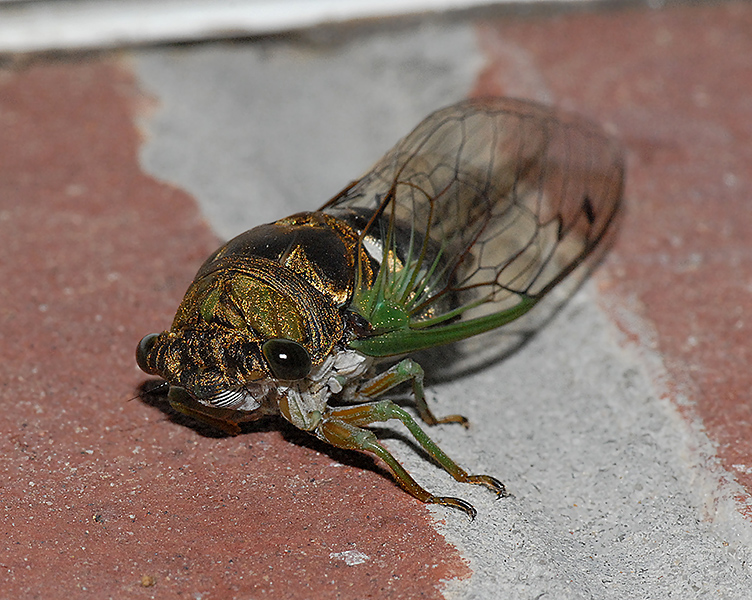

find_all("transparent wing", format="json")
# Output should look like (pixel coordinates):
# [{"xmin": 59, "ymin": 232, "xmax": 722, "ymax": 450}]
[{"xmin": 321, "ymin": 98, "xmax": 625, "ymax": 357}]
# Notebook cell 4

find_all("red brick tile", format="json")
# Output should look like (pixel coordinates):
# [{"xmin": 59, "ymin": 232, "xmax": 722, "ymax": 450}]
[{"xmin": 0, "ymin": 59, "xmax": 467, "ymax": 598}]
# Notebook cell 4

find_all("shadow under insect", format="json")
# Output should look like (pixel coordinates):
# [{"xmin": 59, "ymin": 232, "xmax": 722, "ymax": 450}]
[{"xmin": 135, "ymin": 377, "xmax": 424, "ymax": 488}]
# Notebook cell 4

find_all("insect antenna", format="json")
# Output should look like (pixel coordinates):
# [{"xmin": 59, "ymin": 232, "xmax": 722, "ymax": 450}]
[{"xmin": 128, "ymin": 380, "xmax": 169, "ymax": 403}]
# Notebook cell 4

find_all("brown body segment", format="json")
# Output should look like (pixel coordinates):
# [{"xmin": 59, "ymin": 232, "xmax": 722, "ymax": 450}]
[{"xmin": 140, "ymin": 211, "xmax": 376, "ymax": 400}]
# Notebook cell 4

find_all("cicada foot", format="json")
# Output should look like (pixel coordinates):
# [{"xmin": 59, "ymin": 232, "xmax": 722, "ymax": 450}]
[
  {"xmin": 316, "ymin": 400, "xmax": 507, "ymax": 517},
  {"xmin": 427, "ymin": 496, "xmax": 478, "ymax": 520},
  {"xmin": 420, "ymin": 411, "xmax": 469, "ymax": 428},
  {"xmin": 466, "ymin": 474, "xmax": 508, "ymax": 498},
  {"xmin": 357, "ymin": 358, "xmax": 470, "ymax": 428}
]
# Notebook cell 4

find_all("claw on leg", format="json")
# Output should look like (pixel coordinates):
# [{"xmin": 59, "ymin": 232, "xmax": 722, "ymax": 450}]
[{"xmin": 466, "ymin": 474, "xmax": 507, "ymax": 498}]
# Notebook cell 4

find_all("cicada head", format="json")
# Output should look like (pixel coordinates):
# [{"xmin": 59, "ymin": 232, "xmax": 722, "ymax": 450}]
[{"xmin": 136, "ymin": 252, "xmax": 344, "ymax": 413}]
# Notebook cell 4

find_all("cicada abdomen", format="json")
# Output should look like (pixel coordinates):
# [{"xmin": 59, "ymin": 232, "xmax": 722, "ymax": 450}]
[{"xmin": 137, "ymin": 98, "xmax": 624, "ymax": 518}]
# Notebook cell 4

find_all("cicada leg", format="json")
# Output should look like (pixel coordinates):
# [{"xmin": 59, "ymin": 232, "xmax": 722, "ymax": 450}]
[
  {"xmin": 315, "ymin": 400, "xmax": 506, "ymax": 518},
  {"xmin": 357, "ymin": 358, "xmax": 468, "ymax": 427}
]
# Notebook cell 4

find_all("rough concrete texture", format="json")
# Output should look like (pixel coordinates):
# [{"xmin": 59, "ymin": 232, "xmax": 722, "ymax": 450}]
[
  {"xmin": 135, "ymin": 24, "xmax": 482, "ymax": 239},
  {"xmin": 3, "ymin": 2, "xmax": 752, "ymax": 599}
]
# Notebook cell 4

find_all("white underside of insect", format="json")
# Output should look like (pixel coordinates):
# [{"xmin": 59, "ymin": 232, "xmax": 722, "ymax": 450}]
[{"xmin": 270, "ymin": 349, "xmax": 374, "ymax": 431}]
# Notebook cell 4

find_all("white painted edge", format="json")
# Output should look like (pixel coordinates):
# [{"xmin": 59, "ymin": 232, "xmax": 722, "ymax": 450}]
[{"xmin": 0, "ymin": 0, "xmax": 585, "ymax": 54}]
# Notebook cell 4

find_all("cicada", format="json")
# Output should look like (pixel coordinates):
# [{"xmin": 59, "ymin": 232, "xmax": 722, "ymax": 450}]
[{"xmin": 137, "ymin": 98, "xmax": 624, "ymax": 518}]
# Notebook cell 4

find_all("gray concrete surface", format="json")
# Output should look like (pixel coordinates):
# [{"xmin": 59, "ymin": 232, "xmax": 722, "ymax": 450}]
[
  {"xmin": 134, "ymin": 20, "xmax": 752, "ymax": 599},
  {"xmin": 136, "ymin": 23, "xmax": 481, "ymax": 239}
]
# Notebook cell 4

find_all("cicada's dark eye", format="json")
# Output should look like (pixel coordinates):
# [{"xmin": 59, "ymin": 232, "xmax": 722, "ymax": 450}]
[
  {"xmin": 136, "ymin": 333, "xmax": 160, "ymax": 374},
  {"xmin": 262, "ymin": 339, "xmax": 312, "ymax": 381}
]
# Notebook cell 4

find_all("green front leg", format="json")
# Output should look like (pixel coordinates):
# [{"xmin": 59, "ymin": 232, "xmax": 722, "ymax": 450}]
[
  {"xmin": 357, "ymin": 358, "xmax": 468, "ymax": 427},
  {"xmin": 315, "ymin": 400, "xmax": 506, "ymax": 518}
]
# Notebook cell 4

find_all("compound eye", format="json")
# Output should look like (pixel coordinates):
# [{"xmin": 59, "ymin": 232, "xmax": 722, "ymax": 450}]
[
  {"xmin": 262, "ymin": 339, "xmax": 312, "ymax": 381},
  {"xmin": 136, "ymin": 333, "xmax": 160, "ymax": 374}
]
